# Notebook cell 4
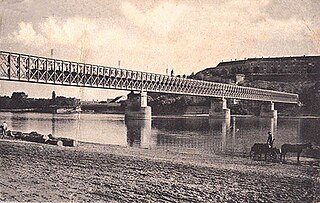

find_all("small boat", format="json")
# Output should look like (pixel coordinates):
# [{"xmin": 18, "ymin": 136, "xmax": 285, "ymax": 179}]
[{"xmin": 9, "ymin": 130, "xmax": 78, "ymax": 147}]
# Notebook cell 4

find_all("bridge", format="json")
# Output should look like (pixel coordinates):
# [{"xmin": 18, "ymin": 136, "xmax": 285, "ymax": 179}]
[{"xmin": 0, "ymin": 51, "xmax": 299, "ymax": 119}]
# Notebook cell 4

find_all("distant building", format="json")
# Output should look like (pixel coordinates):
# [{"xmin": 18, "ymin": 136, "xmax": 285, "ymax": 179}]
[
  {"xmin": 235, "ymin": 74, "xmax": 245, "ymax": 85},
  {"xmin": 213, "ymin": 55, "xmax": 320, "ymax": 75},
  {"xmin": 198, "ymin": 55, "xmax": 320, "ymax": 83}
]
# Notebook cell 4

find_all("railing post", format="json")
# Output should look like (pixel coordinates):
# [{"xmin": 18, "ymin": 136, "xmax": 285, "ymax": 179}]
[
  {"xmin": 7, "ymin": 53, "xmax": 11, "ymax": 79},
  {"xmin": 45, "ymin": 58, "xmax": 48, "ymax": 83},
  {"xmin": 76, "ymin": 63, "xmax": 79, "ymax": 86},
  {"xmin": 36, "ymin": 57, "xmax": 39, "ymax": 82},
  {"xmin": 53, "ymin": 59, "xmax": 56, "ymax": 84},
  {"xmin": 27, "ymin": 55, "xmax": 30, "ymax": 81},
  {"xmin": 17, "ymin": 54, "xmax": 21, "ymax": 80},
  {"xmin": 61, "ymin": 61, "xmax": 64, "ymax": 84}
]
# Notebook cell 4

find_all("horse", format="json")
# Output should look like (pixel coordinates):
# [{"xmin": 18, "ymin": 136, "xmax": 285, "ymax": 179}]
[
  {"xmin": 280, "ymin": 143, "xmax": 312, "ymax": 164},
  {"xmin": 250, "ymin": 143, "xmax": 281, "ymax": 161},
  {"xmin": 250, "ymin": 143, "xmax": 268, "ymax": 161}
]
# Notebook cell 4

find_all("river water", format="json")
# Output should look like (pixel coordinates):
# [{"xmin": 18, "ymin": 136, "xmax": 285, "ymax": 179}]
[{"xmin": 1, "ymin": 112, "xmax": 319, "ymax": 156}]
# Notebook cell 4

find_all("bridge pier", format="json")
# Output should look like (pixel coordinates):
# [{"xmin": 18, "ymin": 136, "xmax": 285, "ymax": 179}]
[
  {"xmin": 260, "ymin": 102, "xmax": 277, "ymax": 118},
  {"xmin": 125, "ymin": 91, "xmax": 152, "ymax": 120},
  {"xmin": 209, "ymin": 98, "xmax": 231, "ymax": 119}
]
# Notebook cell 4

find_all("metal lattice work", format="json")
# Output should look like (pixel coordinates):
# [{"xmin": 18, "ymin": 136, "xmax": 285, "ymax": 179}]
[{"xmin": 0, "ymin": 51, "xmax": 298, "ymax": 103}]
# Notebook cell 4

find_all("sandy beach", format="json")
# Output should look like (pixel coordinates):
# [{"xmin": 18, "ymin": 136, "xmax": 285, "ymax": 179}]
[{"xmin": 0, "ymin": 139, "xmax": 319, "ymax": 202}]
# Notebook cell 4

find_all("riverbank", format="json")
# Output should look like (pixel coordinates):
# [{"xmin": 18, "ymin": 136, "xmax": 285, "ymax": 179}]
[{"xmin": 0, "ymin": 140, "xmax": 319, "ymax": 202}]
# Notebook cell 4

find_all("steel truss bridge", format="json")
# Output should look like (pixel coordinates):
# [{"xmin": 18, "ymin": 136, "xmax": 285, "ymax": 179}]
[{"xmin": 0, "ymin": 51, "xmax": 298, "ymax": 104}]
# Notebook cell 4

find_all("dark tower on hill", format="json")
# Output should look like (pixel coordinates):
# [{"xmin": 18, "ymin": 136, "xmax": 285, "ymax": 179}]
[{"xmin": 51, "ymin": 91, "xmax": 56, "ymax": 100}]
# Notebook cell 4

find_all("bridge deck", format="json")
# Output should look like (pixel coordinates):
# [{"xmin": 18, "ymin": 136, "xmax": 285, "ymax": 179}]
[{"xmin": 0, "ymin": 51, "xmax": 298, "ymax": 104}]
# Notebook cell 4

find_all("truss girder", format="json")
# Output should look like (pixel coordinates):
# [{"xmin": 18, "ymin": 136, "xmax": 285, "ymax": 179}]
[{"xmin": 0, "ymin": 51, "xmax": 298, "ymax": 103}]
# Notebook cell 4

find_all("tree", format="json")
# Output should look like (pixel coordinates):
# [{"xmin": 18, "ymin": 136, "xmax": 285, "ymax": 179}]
[{"xmin": 10, "ymin": 92, "xmax": 29, "ymax": 109}]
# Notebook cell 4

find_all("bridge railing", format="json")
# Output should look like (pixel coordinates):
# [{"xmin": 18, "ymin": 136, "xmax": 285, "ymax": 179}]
[{"xmin": 0, "ymin": 51, "xmax": 298, "ymax": 104}]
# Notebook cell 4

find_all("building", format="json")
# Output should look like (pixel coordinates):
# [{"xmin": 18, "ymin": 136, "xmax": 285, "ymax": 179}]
[{"xmin": 198, "ymin": 55, "xmax": 320, "ymax": 83}]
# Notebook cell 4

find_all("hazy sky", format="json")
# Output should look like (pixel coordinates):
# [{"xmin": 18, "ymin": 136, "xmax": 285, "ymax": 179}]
[{"xmin": 1, "ymin": 0, "xmax": 320, "ymax": 100}]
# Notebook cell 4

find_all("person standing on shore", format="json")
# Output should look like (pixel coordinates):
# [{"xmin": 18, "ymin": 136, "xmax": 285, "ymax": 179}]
[
  {"xmin": 267, "ymin": 131, "xmax": 274, "ymax": 148},
  {"xmin": 0, "ymin": 125, "xmax": 3, "ymax": 139},
  {"xmin": 2, "ymin": 121, "xmax": 8, "ymax": 137}
]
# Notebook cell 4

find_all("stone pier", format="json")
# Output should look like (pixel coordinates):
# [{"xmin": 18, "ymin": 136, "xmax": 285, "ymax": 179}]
[
  {"xmin": 260, "ymin": 102, "xmax": 277, "ymax": 118},
  {"xmin": 209, "ymin": 98, "xmax": 231, "ymax": 119},
  {"xmin": 125, "ymin": 91, "xmax": 152, "ymax": 120}
]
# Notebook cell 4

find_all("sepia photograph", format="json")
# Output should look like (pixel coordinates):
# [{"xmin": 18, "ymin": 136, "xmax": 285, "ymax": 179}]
[{"xmin": 0, "ymin": 0, "xmax": 319, "ymax": 202}]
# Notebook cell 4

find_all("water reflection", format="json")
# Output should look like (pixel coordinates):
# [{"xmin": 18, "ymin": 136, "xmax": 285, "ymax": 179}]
[
  {"xmin": 230, "ymin": 117, "xmax": 236, "ymax": 153},
  {"xmin": 155, "ymin": 118, "xmax": 216, "ymax": 152},
  {"xmin": 0, "ymin": 112, "xmax": 319, "ymax": 156},
  {"xmin": 270, "ymin": 118, "xmax": 277, "ymax": 137},
  {"xmin": 1, "ymin": 112, "xmax": 128, "ymax": 146},
  {"xmin": 221, "ymin": 118, "xmax": 230, "ymax": 152},
  {"xmin": 51, "ymin": 114, "xmax": 56, "ymax": 136},
  {"xmin": 152, "ymin": 117, "xmax": 294, "ymax": 156},
  {"xmin": 299, "ymin": 118, "xmax": 320, "ymax": 144},
  {"xmin": 126, "ymin": 119, "xmax": 154, "ymax": 148}
]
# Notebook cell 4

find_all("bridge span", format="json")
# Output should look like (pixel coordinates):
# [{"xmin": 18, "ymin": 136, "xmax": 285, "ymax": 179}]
[{"xmin": 0, "ymin": 51, "xmax": 299, "ymax": 119}]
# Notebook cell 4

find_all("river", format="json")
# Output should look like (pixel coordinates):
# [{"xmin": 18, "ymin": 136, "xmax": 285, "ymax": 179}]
[{"xmin": 0, "ymin": 112, "xmax": 319, "ymax": 156}]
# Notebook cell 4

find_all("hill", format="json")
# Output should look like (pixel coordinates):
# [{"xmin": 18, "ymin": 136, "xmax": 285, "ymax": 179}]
[{"xmin": 149, "ymin": 56, "xmax": 320, "ymax": 116}]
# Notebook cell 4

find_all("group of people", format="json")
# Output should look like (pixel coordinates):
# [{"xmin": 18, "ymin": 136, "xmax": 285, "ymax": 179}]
[{"xmin": 0, "ymin": 121, "xmax": 8, "ymax": 139}]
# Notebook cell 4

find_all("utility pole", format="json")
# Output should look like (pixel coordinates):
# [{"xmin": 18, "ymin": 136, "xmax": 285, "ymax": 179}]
[
  {"xmin": 0, "ymin": 16, "xmax": 2, "ymax": 35},
  {"xmin": 0, "ymin": 16, "xmax": 3, "ymax": 47}
]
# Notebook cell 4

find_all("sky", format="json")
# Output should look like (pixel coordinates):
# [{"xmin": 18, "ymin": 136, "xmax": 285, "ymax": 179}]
[{"xmin": 0, "ymin": 0, "xmax": 320, "ymax": 100}]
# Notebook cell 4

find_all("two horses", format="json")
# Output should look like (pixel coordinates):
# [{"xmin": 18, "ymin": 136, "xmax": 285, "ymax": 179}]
[{"xmin": 250, "ymin": 143, "xmax": 312, "ymax": 164}]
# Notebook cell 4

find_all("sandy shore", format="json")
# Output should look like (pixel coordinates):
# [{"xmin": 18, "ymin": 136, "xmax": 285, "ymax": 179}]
[{"xmin": 0, "ymin": 140, "xmax": 319, "ymax": 202}]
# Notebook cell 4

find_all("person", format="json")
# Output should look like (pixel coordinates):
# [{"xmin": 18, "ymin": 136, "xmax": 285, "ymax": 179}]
[
  {"xmin": 2, "ymin": 121, "xmax": 8, "ymax": 137},
  {"xmin": 0, "ymin": 125, "xmax": 3, "ymax": 139},
  {"xmin": 267, "ymin": 131, "xmax": 274, "ymax": 148}
]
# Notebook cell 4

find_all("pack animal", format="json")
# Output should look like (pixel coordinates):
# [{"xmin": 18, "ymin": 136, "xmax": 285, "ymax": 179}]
[
  {"xmin": 250, "ymin": 143, "xmax": 270, "ymax": 160},
  {"xmin": 281, "ymin": 143, "xmax": 312, "ymax": 164},
  {"xmin": 0, "ymin": 125, "xmax": 3, "ymax": 139}
]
